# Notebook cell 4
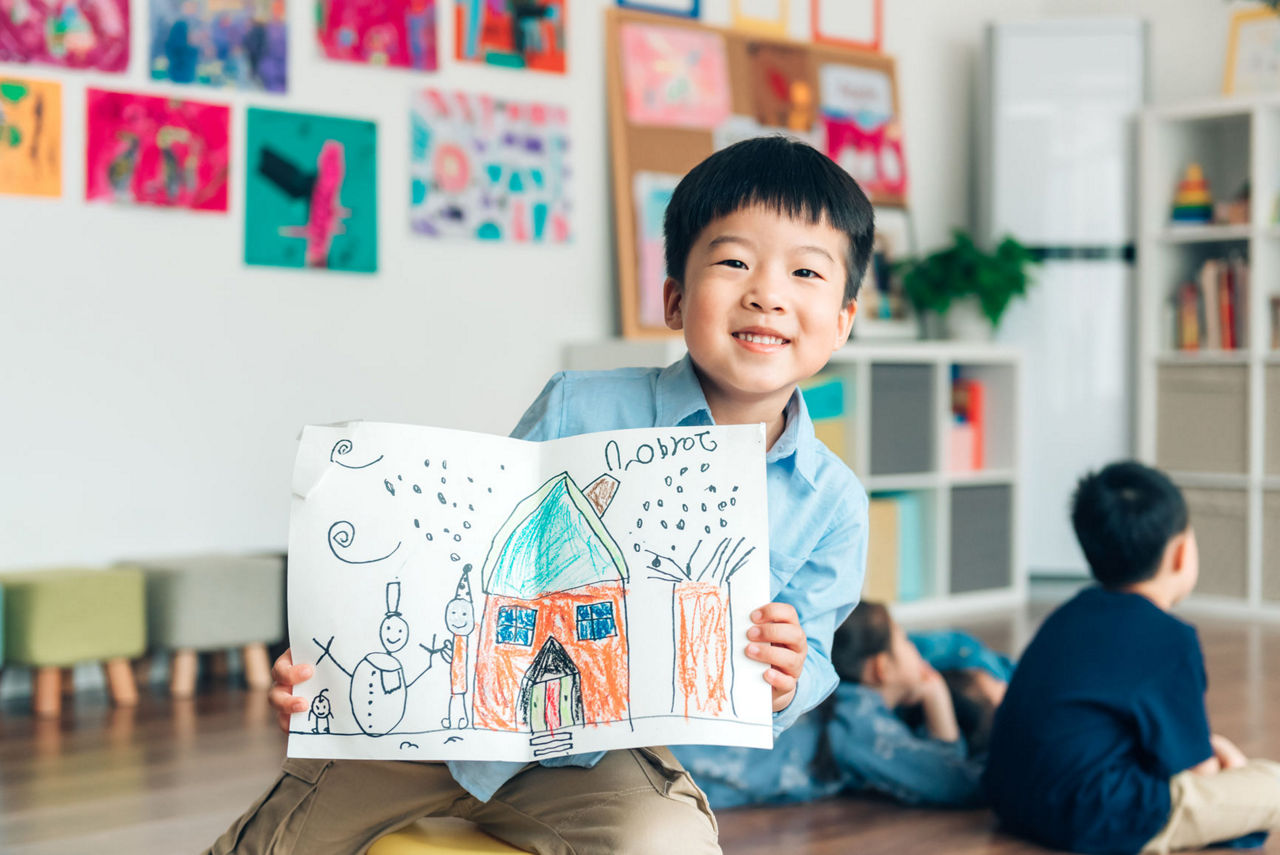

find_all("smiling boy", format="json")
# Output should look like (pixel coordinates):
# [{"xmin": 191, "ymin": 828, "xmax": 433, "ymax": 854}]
[{"xmin": 210, "ymin": 137, "xmax": 873, "ymax": 855}]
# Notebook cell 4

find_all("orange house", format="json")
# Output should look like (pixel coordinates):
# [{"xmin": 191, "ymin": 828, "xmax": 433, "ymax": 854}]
[{"xmin": 472, "ymin": 472, "xmax": 630, "ymax": 734}]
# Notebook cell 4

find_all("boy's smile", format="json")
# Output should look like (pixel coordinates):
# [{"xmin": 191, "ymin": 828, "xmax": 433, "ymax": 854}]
[{"xmin": 664, "ymin": 205, "xmax": 857, "ymax": 439}]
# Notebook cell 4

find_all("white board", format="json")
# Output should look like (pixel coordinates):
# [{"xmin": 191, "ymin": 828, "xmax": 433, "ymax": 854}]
[{"xmin": 286, "ymin": 421, "xmax": 772, "ymax": 761}]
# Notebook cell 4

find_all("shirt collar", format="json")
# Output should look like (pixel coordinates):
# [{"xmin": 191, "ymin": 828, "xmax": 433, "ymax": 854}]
[{"xmin": 656, "ymin": 354, "xmax": 820, "ymax": 490}]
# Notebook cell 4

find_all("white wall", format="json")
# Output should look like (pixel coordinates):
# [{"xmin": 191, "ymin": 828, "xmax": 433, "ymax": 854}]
[{"xmin": 0, "ymin": 0, "xmax": 1248, "ymax": 567}]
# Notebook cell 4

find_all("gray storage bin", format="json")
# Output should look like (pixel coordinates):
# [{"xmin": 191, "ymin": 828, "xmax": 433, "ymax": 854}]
[
  {"xmin": 1184, "ymin": 488, "xmax": 1249, "ymax": 598},
  {"xmin": 1156, "ymin": 365, "xmax": 1249, "ymax": 475},
  {"xmin": 949, "ymin": 484, "xmax": 1012, "ymax": 594}
]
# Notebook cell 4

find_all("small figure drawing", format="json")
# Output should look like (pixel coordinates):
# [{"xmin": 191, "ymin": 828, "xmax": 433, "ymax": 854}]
[
  {"xmin": 308, "ymin": 688, "xmax": 333, "ymax": 734},
  {"xmin": 440, "ymin": 564, "xmax": 476, "ymax": 729},
  {"xmin": 313, "ymin": 581, "xmax": 444, "ymax": 737}
]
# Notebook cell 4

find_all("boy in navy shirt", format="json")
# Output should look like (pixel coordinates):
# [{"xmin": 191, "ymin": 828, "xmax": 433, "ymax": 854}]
[
  {"xmin": 983, "ymin": 461, "xmax": 1280, "ymax": 854},
  {"xmin": 209, "ymin": 136, "xmax": 872, "ymax": 855}
]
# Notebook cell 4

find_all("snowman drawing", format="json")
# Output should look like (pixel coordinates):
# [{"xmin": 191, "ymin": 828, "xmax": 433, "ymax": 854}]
[{"xmin": 313, "ymin": 581, "xmax": 443, "ymax": 737}]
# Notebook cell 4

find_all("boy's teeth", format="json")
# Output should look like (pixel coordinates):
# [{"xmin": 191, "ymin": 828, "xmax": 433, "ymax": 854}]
[{"xmin": 737, "ymin": 333, "xmax": 785, "ymax": 344}]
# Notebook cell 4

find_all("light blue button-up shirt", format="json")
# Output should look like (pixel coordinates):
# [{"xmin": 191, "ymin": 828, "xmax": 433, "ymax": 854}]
[{"xmin": 448, "ymin": 355, "xmax": 869, "ymax": 802}]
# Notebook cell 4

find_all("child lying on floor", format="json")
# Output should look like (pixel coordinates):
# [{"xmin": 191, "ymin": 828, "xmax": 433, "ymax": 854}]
[{"xmin": 673, "ymin": 601, "xmax": 1012, "ymax": 809}]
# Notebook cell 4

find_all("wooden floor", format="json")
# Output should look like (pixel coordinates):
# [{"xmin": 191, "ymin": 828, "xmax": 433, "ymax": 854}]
[{"xmin": 3, "ymin": 606, "xmax": 1280, "ymax": 854}]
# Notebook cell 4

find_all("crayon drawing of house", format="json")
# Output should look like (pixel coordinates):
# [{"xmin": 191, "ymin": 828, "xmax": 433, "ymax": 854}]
[{"xmin": 472, "ymin": 472, "xmax": 630, "ymax": 740}]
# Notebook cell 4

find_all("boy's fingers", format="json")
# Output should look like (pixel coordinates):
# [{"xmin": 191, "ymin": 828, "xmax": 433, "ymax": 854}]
[
  {"xmin": 269, "ymin": 686, "xmax": 307, "ymax": 714},
  {"xmin": 746, "ymin": 641, "xmax": 805, "ymax": 676},
  {"xmin": 764, "ymin": 668, "xmax": 797, "ymax": 693},
  {"xmin": 747, "ymin": 622, "xmax": 806, "ymax": 650},
  {"xmin": 751, "ymin": 602, "xmax": 799, "ymax": 625}
]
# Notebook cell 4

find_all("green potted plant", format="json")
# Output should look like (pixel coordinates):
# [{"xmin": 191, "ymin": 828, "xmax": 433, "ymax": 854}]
[{"xmin": 895, "ymin": 230, "xmax": 1038, "ymax": 339}]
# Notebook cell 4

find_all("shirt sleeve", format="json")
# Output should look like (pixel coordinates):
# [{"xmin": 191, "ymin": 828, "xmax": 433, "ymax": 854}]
[
  {"xmin": 1134, "ymin": 630, "xmax": 1214, "ymax": 777},
  {"xmin": 510, "ymin": 371, "xmax": 567, "ymax": 441},
  {"xmin": 771, "ymin": 486, "xmax": 868, "ymax": 737},
  {"xmin": 827, "ymin": 684, "xmax": 985, "ymax": 807}
]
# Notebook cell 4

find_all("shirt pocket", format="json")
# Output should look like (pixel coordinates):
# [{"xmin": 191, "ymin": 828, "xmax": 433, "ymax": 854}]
[{"xmin": 768, "ymin": 549, "xmax": 805, "ymax": 599}]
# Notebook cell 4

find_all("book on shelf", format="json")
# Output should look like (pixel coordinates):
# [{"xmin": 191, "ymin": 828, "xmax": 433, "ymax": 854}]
[
  {"xmin": 949, "ymin": 375, "xmax": 985, "ymax": 472},
  {"xmin": 1272, "ymin": 296, "xmax": 1280, "ymax": 351},
  {"xmin": 800, "ymin": 373, "xmax": 854, "ymax": 466},
  {"xmin": 1172, "ymin": 255, "xmax": 1249, "ymax": 351},
  {"xmin": 867, "ymin": 492, "xmax": 929, "ymax": 603}
]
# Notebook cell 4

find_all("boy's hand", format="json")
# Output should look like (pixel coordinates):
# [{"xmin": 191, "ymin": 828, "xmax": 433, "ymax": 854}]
[
  {"xmin": 746, "ymin": 603, "xmax": 807, "ymax": 713},
  {"xmin": 1211, "ymin": 733, "xmax": 1248, "ymax": 770},
  {"xmin": 269, "ymin": 648, "xmax": 314, "ymax": 733}
]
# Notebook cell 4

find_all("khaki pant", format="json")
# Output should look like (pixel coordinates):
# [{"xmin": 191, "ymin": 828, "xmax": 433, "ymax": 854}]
[
  {"xmin": 206, "ymin": 747, "xmax": 720, "ymax": 855},
  {"xmin": 1142, "ymin": 760, "xmax": 1280, "ymax": 853}
]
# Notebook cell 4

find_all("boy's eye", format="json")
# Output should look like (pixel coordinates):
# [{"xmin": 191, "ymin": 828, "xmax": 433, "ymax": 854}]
[
  {"xmin": 715, "ymin": 259, "xmax": 748, "ymax": 269},
  {"xmin": 793, "ymin": 268, "xmax": 822, "ymax": 279}
]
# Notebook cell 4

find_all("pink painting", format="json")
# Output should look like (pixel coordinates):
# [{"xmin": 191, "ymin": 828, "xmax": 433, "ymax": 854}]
[
  {"xmin": 620, "ymin": 22, "xmax": 730, "ymax": 129},
  {"xmin": 85, "ymin": 88, "xmax": 230, "ymax": 212},
  {"xmin": 318, "ymin": 0, "xmax": 438, "ymax": 71},
  {"xmin": 0, "ymin": 0, "xmax": 129, "ymax": 71}
]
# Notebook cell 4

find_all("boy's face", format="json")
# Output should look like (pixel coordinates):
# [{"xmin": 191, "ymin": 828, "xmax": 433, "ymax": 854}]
[{"xmin": 664, "ymin": 206, "xmax": 856, "ymax": 410}]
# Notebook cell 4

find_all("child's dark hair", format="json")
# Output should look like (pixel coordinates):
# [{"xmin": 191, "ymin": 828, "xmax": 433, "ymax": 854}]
[
  {"xmin": 1071, "ymin": 460, "xmax": 1190, "ymax": 588},
  {"xmin": 663, "ymin": 136, "xmax": 875, "ymax": 304},
  {"xmin": 831, "ymin": 600, "xmax": 892, "ymax": 683}
]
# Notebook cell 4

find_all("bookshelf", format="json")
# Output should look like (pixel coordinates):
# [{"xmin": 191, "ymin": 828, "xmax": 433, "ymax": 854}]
[
  {"xmin": 564, "ymin": 340, "xmax": 1026, "ymax": 621},
  {"xmin": 1138, "ymin": 95, "xmax": 1280, "ymax": 613}
]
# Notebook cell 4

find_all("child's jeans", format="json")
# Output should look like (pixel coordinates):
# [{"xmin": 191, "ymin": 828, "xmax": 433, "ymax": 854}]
[
  {"xmin": 1142, "ymin": 759, "xmax": 1280, "ymax": 853},
  {"xmin": 206, "ymin": 747, "xmax": 720, "ymax": 855}
]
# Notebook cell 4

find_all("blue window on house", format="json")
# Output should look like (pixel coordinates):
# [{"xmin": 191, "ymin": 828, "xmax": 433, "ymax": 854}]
[
  {"xmin": 496, "ymin": 606, "xmax": 537, "ymax": 646},
  {"xmin": 576, "ymin": 602, "xmax": 617, "ymax": 642}
]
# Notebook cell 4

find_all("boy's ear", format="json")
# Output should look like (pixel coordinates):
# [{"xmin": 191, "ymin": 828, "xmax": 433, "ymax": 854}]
[
  {"xmin": 833, "ymin": 298, "xmax": 857, "ymax": 349},
  {"xmin": 862, "ymin": 652, "xmax": 886, "ymax": 687},
  {"xmin": 663, "ymin": 278, "xmax": 684, "ymax": 331},
  {"xmin": 1169, "ymin": 532, "xmax": 1189, "ymax": 573}
]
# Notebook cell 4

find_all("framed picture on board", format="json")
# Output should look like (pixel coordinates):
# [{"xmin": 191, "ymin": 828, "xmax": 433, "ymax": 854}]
[
  {"xmin": 1223, "ymin": 7, "xmax": 1280, "ymax": 95},
  {"xmin": 617, "ymin": 0, "xmax": 700, "ymax": 18},
  {"xmin": 853, "ymin": 206, "xmax": 916, "ymax": 340},
  {"xmin": 818, "ymin": 60, "xmax": 908, "ymax": 206},
  {"xmin": 729, "ymin": 0, "xmax": 789, "ymax": 37},
  {"xmin": 811, "ymin": 0, "xmax": 882, "ymax": 52}
]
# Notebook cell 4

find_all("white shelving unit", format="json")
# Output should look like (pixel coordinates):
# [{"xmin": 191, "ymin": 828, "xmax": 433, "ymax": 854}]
[
  {"xmin": 565, "ymin": 339, "xmax": 1026, "ymax": 622},
  {"xmin": 1138, "ymin": 94, "xmax": 1280, "ymax": 615}
]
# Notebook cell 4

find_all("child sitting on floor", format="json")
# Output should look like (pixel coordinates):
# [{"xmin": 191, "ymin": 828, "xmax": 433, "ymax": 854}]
[
  {"xmin": 983, "ymin": 460, "xmax": 1280, "ymax": 854},
  {"xmin": 675, "ymin": 601, "xmax": 1009, "ymax": 809}
]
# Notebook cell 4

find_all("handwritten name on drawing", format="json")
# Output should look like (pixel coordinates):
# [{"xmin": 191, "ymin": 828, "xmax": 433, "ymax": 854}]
[{"xmin": 604, "ymin": 432, "xmax": 719, "ymax": 472}]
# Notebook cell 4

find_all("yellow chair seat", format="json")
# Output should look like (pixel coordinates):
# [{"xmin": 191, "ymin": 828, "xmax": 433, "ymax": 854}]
[{"xmin": 369, "ymin": 818, "xmax": 527, "ymax": 854}]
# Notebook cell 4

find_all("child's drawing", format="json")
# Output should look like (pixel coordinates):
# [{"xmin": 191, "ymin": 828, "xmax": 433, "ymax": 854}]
[
  {"xmin": 633, "ymin": 171, "xmax": 679, "ymax": 330},
  {"xmin": 0, "ymin": 0, "xmax": 129, "ymax": 71},
  {"xmin": 308, "ymin": 688, "xmax": 334, "ymax": 732},
  {"xmin": 0, "ymin": 77, "xmax": 60, "ymax": 197},
  {"xmin": 409, "ymin": 89, "xmax": 571, "ymax": 243},
  {"xmin": 818, "ymin": 63, "xmax": 907, "ymax": 203},
  {"xmin": 287, "ymin": 422, "xmax": 772, "ymax": 762},
  {"xmin": 454, "ymin": 0, "xmax": 565, "ymax": 74},
  {"xmin": 149, "ymin": 0, "xmax": 287, "ymax": 92},
  {"xmin": 619, "ymin": 22, "xmax": 730, "ymax": 129},
  {"xmin": 85, "ymin": 88, "xmax": 230, "ymax": 212},
  {"xmin": 317, "ymin": 0, "xmax": 436, "ymax": 71}
]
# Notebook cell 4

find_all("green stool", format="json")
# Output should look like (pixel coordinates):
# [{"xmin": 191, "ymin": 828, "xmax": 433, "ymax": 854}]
[
  {"xmin": 0, "ymin": 567, "xmax": 145, "ymax": 717},
  {"xmin": 369, "ymin": 819, "xmax": 527, "ymax": 854}
]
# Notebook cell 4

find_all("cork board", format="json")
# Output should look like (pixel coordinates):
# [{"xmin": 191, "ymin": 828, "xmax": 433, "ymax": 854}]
[{"xmin": 605, "ymin": 7, "xmax": 905, "ymax": 338}]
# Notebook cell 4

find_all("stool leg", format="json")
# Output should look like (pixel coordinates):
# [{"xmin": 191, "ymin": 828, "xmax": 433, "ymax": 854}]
[
  {"xmin": 61, "ymin": 667, "xmax": 76, "ymax": 697},
  {"xmin": 243, "ymin": 643, "xmax": 271, "ymax": 690},
  {"xmin": 208, "ymin": 650, "xmax": 231, "ymax": 682},
  {"xmin": 33, "ymin": 667, "xmax": 62, "ymax": 718},
  {"xmin": 104, "ymin": 658, "xmax": 138, "ymax": 707},
  {"xmin": 133, "ymin": 655, "xmax": 153, "ymax": 689},
  {"xmin": 171, "ymin": 648, "xmax": 198, "ymax": 699}
]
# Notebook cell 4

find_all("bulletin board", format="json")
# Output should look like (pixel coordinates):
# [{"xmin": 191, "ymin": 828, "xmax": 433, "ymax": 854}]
[{"xmin": 606, "ymin": 6, "xmax": 906, "ymax": 339}]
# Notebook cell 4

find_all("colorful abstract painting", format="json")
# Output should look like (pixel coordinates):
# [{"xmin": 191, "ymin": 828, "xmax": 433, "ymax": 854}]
[
  {"xmin": 454, "ymin": 0, "xmax": 565, "ymax": 74},
  {"xmin": 632, "ymin": 171, "xmax": 678, "ymax": 329},
  {"xmin": 149, "ymin": 0, "xmax": 287, "ymax": 92},
  {"xmin": 85, "ymin": 89, "xmax": 230, "ymax": 211},
  {"xmin": 746, "ymin": 42, "xmax": 815, "ymax": 132},
  {"xmin": 317, "ymin": 0, "xmax": 437, "ymax": 70},
  {"xmin": 0, "ymin": 77, "xmax": 60, "ymax": 197},
  {"xmin": 620, "ymin": 22, "xmax": 729, "ymax": 129},
  {"xmin": 410, "ymin": 89, "xmax": 570, "ymax": 243},
  {"xmin": 0, "ymin": 0, "xmax": 129, "ymax": 70},
  {"xmin": 616, "ymin": 0, "xmax": 698, "ymax": 18},
  {"xmin": 245, "ymin": 108, "xmax": 377, "ymax": 273},
  {"xmin": 818, "ymin": 63, "xmax": 907, "ymax": 203}
]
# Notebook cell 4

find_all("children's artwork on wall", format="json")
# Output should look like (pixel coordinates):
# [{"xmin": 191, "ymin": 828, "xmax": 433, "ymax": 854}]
[
  {"xmin": 616, "ymin": 0, "xmax": 697, "ymax": 19},
  {"xmin": 745, "ymin": 42, "xmax": 815, "ymax": 131},
  {"xmin": 454, "ymin": 0, "xmax": 565, "ymax": 74},
  {"xmin": 1223, "ymin": 7, "xmax": 1280, "ymax": 95},
  {"xmin": 0, "ymin": 0, "xmax": 129, "ymax": 71},
  {"xmin": 728, "ymin": 0, "xmax": 787, "ymax": 37},
  {"xmin": 318, "ymin": 0, "xmax": 437, "ymax": 71},
  {"xmin": 85, "ymin": 88, "xmax": 230, "ymax": 211},
  {"xmin": 245, "ymin": 108, "xmax": 378, "ymax": 272},
  {"xmin": 632, "ymin": 171, "xmax": 678, "ymax": 329},
  {"xmin": 0, "ymin": 77, "xmax": 61, "ymax": 197},
  {"xmin": 811, "ymin": 0, "xmax": 881, "ymax": 52},
  {"xmin": 286, "ymin": 422, "xmax": 771, "ymax": 761},
  {"xmin": 409, "ymin": 89, "xmax": 571, "ymax": 243},
  {"xmin": 620, "ymin": 22, "xmax": 730, "ymax": 129},
  {"xmin": 854, "ymin": 206, "xmax": 914, "ymax": 338},
  {"xmin": 818, "ymin": 62, "xmax": 906, "ymax": 206},
  {"xmin": 149, "ymin": 0, "xmax": 287, "ymax": 92}
]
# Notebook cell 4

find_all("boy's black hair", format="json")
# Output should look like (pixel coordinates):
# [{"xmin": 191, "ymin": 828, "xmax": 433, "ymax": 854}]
[
  {"xmin": 1071, "ymin": 460, "xmax": 1190, "ymax": 588},
  {"xmin": 663, "ymin": 136, "xmax": 875, "ymax": 304}
]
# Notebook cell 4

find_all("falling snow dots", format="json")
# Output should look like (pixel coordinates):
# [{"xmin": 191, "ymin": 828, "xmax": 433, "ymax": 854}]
[
  {"xmin": 397, "ymin": 475, "xmax": 403, "ymax": 481},
  {"xmin": 384, "ymin": 480, "xmax": 395, "ymax": 495},
  {"xmin": 633, "ymin": 543, "xmax": 642, "ymax": 552},
  {"xmin": 664, "ymin": 476, "xmax": 672, "ymax": 487},
  {"xmin": 463, "ymin": 521, "xmax": 471, "ymax": 529},
  {"xmin": 437, "ymin": 492, "xmax": 447, "ymax": 504},
  {"xmin": 467, "ymin": 476, "xmax": 474, "ymax": 483},
  {"xmin": 707, "ymin": 485, "xmax": 717, "ymax": 493},
  {"xmin": 718, "ymin": 502, "xmax": 727, "ymax": 511},
  {"xmin": 704, "ymin": 525, "xmax": 711, "ymax": 534},
  {"xmin": 443, "ymin": 460, "xmax": 448, "ymax": 469},
  {"xmin": 643, "ymin": 501, "xmax": 650, "ymax": 511},
  {"xmin": 468, "ymin": 504, "xmax": 475, "ymax": 511},
  {"xmin": 441, "ymin": 477, "xmax": 447, "ymax": 484},
  {"xmin": 682, "ymin": 503, "xmax": 689, "ymax": 512},
  {"xmin": 444, "ymin": 528, "xmax": 450, "ymax": 534},
  {"xmin": 453, "ymin": 534, "xmax": 462, "ymax": 542},
  {"xmin": 657, "ymin": 499, "xmax": 664, "ymax": 507},
  {"xmin": 730, "ymin": 497, "xmax": 737, "ymax": 506},
  {"xmin": 487, "ymin": 488, "xmax": 493, "ymax": 493},
  {"xmin": 450, "ymin": 553, "xmax": 460, "ymax": 561},
  {"xmin": 426, "ymin": 533, "xmax": 434, "ymax": 541},
  {"xmin": 732, "ymin": 485, "xmax": 739, "ymax": 492},
  {"xmin": 700, "ymin": 463, "xmax": 710, "ymax": 472},
  {"xmin": 636, "ymin": 518, "xmax": 644, "ymax": 528},
  {"xmin": 676, "ymin": 520, "xmax": 685, "ymax": 530},
  {"xmin": 700, "ymin": 502, "xmax": 707, "ymax": 512},
  {"xmin": 424, "ymin": 459, "xmax": 430, "ymax": 467},
  {"xmin": 660, "ymin": 520, "xmax": 669, "ymax": 529},
  {"xmin": 680, "ymin": 467, "xmax": 688, "ymax": 476},
  {"xmin": 676, "ymin": 486, "xmax": 684, "ymax": 493},
  {"xmin": 413, "ymin": 484, "xmax": 422, "ymax": 494},
  {"xmin": 414, "ymin": 519, "xmax": 420, "ymax": 528},
  {"xmin": 500, "ymin": 464, "xmax": 504, "ymax": 470},
  {"xmin": 720, "ymin": 518, "xmax": 728, "ymax": 527}
]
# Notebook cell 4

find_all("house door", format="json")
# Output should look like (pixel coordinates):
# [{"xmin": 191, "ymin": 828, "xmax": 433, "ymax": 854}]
[{"xmin": 528, "ymin": 674, "xmax": 581, "ymax": 732}]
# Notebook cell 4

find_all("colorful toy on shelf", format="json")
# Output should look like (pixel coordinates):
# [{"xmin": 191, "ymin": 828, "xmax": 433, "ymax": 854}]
[{"xmin": 1170, "ymin": 163, "xmax": 1213, "ymax": 224}]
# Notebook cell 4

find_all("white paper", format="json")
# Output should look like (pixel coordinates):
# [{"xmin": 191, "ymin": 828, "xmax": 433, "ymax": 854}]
[{"xmin": 286, "ymin": 421, "xmax": 772, "ymax": 762}]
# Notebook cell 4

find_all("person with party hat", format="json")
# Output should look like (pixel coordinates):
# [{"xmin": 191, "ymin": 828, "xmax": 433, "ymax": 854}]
[{"xmin": 441, "ymin": 564, "xmax": 477, "ymax": 729}]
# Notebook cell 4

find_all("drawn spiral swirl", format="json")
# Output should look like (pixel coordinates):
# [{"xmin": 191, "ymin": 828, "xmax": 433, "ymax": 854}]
[{"xmin": 328, "ymin": 520, "xmax": 400, "ymax": 564}]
